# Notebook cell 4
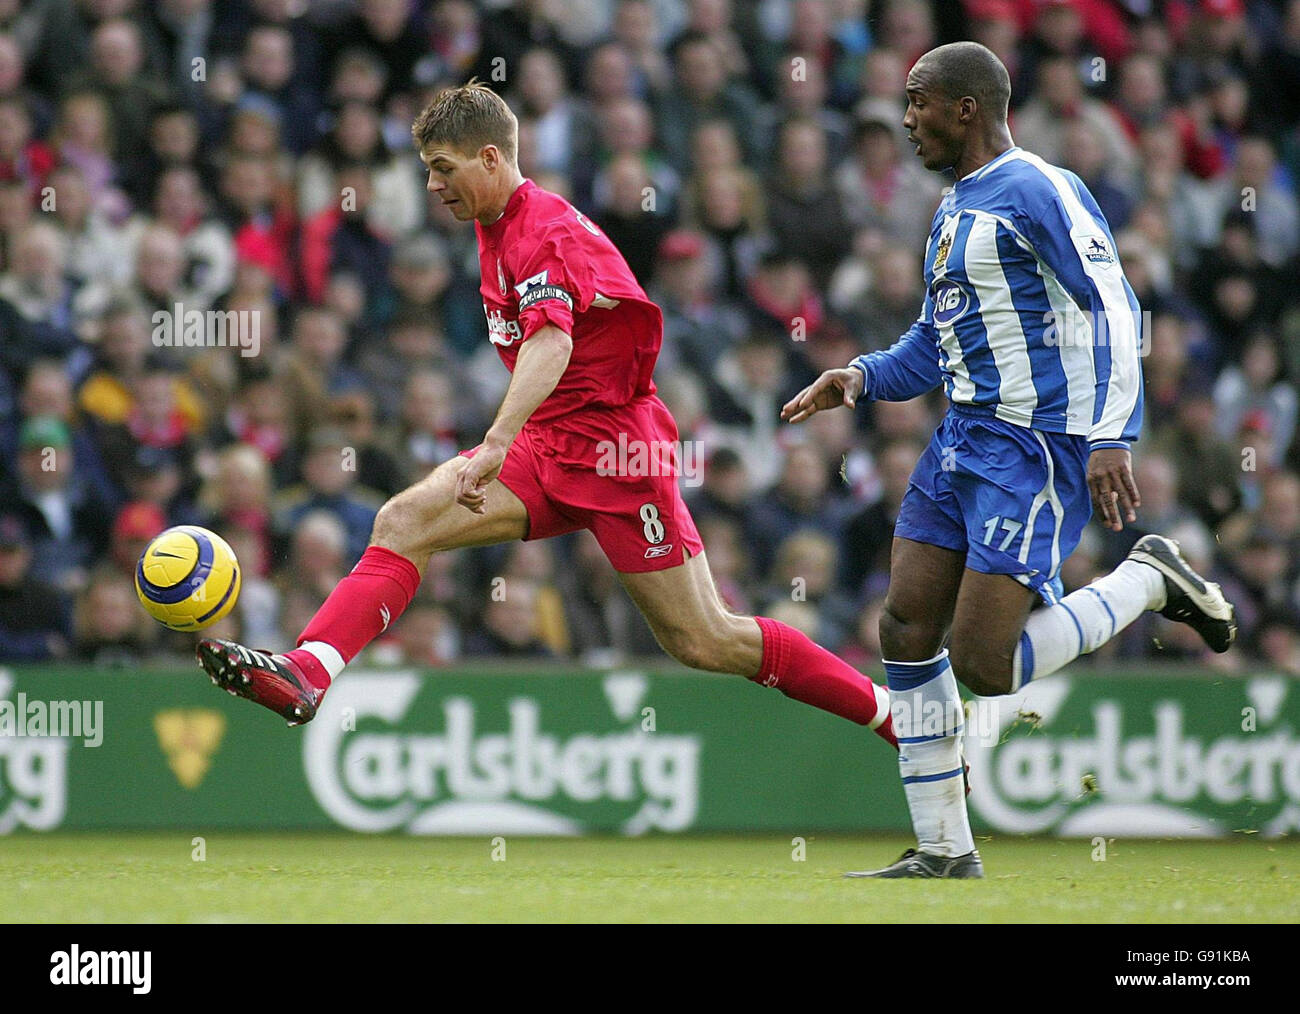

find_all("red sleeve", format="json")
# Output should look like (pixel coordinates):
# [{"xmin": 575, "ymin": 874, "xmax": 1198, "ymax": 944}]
[{"xmin": 504, "ymin": 223, "xmax": 598, "ymax": 342}]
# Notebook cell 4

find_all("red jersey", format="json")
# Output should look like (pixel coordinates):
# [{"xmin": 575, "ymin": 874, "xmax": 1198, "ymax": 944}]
[{"xmin": 475, "ymin": 180, "xmax": 663, "ymax": 425}]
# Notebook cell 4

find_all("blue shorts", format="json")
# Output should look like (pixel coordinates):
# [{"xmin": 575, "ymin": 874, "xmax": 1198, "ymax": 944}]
[{"xmin": 893, "ymin": 406, "xmax": 1092, "ymax": 604}]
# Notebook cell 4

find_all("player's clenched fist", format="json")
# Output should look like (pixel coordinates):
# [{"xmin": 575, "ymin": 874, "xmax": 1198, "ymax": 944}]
[
  {"xmin": 456, "ymin": 442, "xmax": 507, "ymax": 514},
  {"xmin": 1087, "ymin": 446, "xmax": 1141, "ymax": 532},
  {"xmin": 781, "ymin": 367, "xmax": 864, "ymax": 423}
]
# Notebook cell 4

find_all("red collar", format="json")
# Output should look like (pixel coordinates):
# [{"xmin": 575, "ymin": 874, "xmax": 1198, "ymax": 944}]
[{"xmin": 481, "ymin": 179, "xmax": 534, "ymax": 242}]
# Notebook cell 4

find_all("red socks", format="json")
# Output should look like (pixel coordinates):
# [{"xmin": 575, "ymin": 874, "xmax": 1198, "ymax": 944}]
[
  {"xmin": 754, "ymin": 616, "xmax": 896, "ymax": 747},
  {"xmin": 285, "ymin": 546, "xmax": 422, "ymax": 691}
]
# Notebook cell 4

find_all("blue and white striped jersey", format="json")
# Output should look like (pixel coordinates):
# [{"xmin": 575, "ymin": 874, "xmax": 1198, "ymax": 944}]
[{"xmin": 850, "ymin": 146, "xmax": 1143, "ymax": 450}]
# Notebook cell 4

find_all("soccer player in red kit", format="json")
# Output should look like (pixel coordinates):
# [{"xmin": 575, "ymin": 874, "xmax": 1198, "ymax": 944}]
[{"xmin": 195, "ymin": 82, "xmax": 896, "ymax": 756}]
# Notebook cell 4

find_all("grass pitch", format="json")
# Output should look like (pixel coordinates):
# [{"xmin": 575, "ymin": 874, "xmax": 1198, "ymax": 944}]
[{"xmin": 2, "ymin": 833, "xmax": 1295, "ymax": 923}]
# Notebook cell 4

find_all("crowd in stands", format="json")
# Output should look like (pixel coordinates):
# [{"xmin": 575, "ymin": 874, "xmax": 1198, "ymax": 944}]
[{"xmin": 1, "ymin": 0, "xmax": 1299, "ymax": 676}]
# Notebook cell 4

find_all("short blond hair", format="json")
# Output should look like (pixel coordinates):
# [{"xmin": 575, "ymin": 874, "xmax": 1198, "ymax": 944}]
[{"xmin": 411, "ymin": 79, "xmax": 517, "ymax": 163}]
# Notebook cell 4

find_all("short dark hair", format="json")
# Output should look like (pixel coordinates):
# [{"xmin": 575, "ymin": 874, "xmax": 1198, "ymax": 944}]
[
  {"xmin": 916, "ymin": 42, "xmax": 1011, "ymax": 122},
  {"xmin": 411, "ymin": 79, "xmax": 517, "ymax": 162}
]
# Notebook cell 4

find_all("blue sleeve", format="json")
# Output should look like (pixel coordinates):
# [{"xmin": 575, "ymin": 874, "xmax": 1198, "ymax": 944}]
[
  {"xmin": 848, "ymin": 291, "xmax": 943, "ymax": 402},
  {"xmin": 1015, "ymin": 172, "xmax": 1144, "ymax": 449}
]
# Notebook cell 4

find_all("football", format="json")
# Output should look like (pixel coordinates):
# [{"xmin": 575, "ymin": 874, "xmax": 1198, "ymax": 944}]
[{"xmin": 135, "ymin": 525, "xmax": 242, "ymax": 631}]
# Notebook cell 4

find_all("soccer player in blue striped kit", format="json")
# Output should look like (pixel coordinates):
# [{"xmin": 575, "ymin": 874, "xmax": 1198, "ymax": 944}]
[{"xmin": 783, "ymin": 42, "xmax": 1236, "ymax": 878}]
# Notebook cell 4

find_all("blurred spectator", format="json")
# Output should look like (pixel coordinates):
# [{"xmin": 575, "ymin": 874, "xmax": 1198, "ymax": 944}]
[
  {"xmin": 1058, "ymin": 117, "xmax": 1135, "ymax": 233},
  {"xmin": 72, "ymin": 565, "xmax": 155, "ymax": 666},
  {"xmin": 299, "ymin": 162, "xmax": 392, "ymax": 309},
  {"xmin": 463, "ymin": 575, "xmax": 555, "ymax": 659},
  {"xmin": 749, "ymin": 442, "xmax": 856, "ymax": 576},
  {"xmin": 1150, "ymin": 382, "xmax": 1242, "ymax": 530},
  {"xmin": 1099, "ymin": 451, "xmax": 1213, "ymax": 566},
  {"xmin": 764, "ymin": 117, "xmax": 851, "ymax": 288},
  {"xmin": 5, "ymin": 357, "xmax": 117, "ymax": 507},
  {"xmin": 557, "ymin": 530, "xmax": 659, "ymax": 665},
  {"xmin": 0, "ymin": 220, "xmax": 76, "ymax": 330},
  {"xmin": 0, "ymin": 511, "xmax": 70, "ymax": 661},
  {"xmin": 838, "ymin": 594, "xmax": 885, "ymax": 674},
  {"xmin": 377, "ymin": 367, "xmax": 473, "ymax": 488},
  {"xmin": 834, "ymin": 114, "xmax": 943, "ymax": 250},
  {"xmin": 612, "ymin": 0, "xmax": 672, "ymax": 95},
  {"xmin": 271, "ymin": 425, "xmax": 384, "ymax": 566},
  {"xmin": 197, "ymin": 442, "xmax": 274, "ymax": 576},
  {"xmin": 48, "ymin": 163, "xmax": 130, "ymax": 320},
  {"xmin": 0, "ymin": 415, "xmax": 113, "ymax": 593},
  {"xmin": 835, "ymin": 245, "xmax": 925, "ymax": 351},
  {"xmin": 1113, "ymin": 52, "xmax": 1225, "ymax": 180},
  {"xmin": 766, "ymin": 527, "xmax": 854, "ymax": 647},
  {"xmin": 592, "ymin": 152, "xmax": 670, "ymax": 283},
  {"xmin": 656, "ymin": 30, "xmax": 765, "ymax": 170},
  {"xmin": 649, "ymin": 228, "xmax": 749, "ymax": 374},
  {"xmin": 275, "ymin": 508, "xmax": 349, "ymax": 603},
  {"xmin": 106, "ymin": 500, "xmax": 166, "ymax": 579},
  {"xmin": 841, "ymin": 437, "xmax": 926, "ymax": 598},
  {"xmin": 279, "ymin": 305, "xmax": 369, "ymax": 432},
  {"xmin": 512, "ymin": 46, "xmax": 598, "ymax": 179},
  {"xmin": 1213, "ymin": 335, "xmax": 1297, "ymax": 467},
  {"xmin": 50, "ymin": 89, "xmax": 130, "ymax": 222},
  {"xmin": 589, "ymin": 95, "xmax": 680, "ymax": 214},
  {"xmin": 65, "ymin": 17, "xmax": 173, "ymax": 162},
  {"xmin": 377, "ymin": 597, "xmax": 459, "ymax": 666},
  {"xmin": 125, "ymin": 164, "xmax": 236, "ymax": 313},
  {"xmin": 297, "ymin": 99, "xmax": 423, "ymax": 240},
  {"xmin": 234, "ymin": 24, "xmax": 319, "ymax": 155},
  {"xmin": 694, "ymin": 513, "xmax": 753, "ymax": 615},
  {"xmin": 327, "ymin": 0, "xmax": 427, "ymax": 103},
  {"xmin": 1013, "ymin": 54, "xmax": 1136, "ymax": 179}
]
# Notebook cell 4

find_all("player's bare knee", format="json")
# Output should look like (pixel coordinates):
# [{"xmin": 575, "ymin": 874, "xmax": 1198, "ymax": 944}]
[
  {"xmin": 879, "ymin": 606, "xmax": 945, "ymax": 663},
  {"xmin": 369, "ymin": 496, "xmax": 407, "ymax": 549},
  {"xmin": 371, "ymin": 484, "xmax": 446, "ymax": 557},
  {"xmin": 950, "ymin": 647, "xmax": 1013, "ymax": 697}
]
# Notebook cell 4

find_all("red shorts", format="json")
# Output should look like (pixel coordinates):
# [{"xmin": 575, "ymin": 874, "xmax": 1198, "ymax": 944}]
[{"xmin": 462, "ymin": 396, "xmax": 703, "ymax": 573}]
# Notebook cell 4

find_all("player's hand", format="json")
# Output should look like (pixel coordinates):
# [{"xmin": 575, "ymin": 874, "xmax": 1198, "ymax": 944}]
[
  {"xmin": 781, "ymin": 367, "xmax": 864, "ymax": 424},
  {"xmin": 1088, "ymin": 447, "xmax": 1140, "ymax": 532},
  {"xmin": 456, "ymin": 441, "xmax": 507, "ymax": 514}
]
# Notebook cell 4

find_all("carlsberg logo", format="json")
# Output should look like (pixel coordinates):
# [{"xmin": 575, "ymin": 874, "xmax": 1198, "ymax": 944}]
[
  {"xmin": 303, "ymin": 673, "xmax": 700, "ymax": 834},
  {"xmin": 967, "ymin": 677, "xmax": 1300, "ymax": 837}
]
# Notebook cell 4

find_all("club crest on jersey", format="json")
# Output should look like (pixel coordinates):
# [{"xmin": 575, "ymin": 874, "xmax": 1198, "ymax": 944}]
[
  {"xmin": 497, "ymin": 258, "xmax": 506, "ymax": 294},
  {"xmin": 931, "ymin": 279, "xmax": 970, "ymax": 326},
  {"xmin": 1079, "ymin": 235, "xmax": 1115, "ymax": 266},
  {"xmin": 933, "ymin": 232, "xmax": 954, "ymax": 272}
]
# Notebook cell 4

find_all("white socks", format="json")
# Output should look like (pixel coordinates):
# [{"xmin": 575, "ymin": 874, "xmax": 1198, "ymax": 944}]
[
  {"xmin": 1012, "ymin": 560, "xmax": 1165, "ymax": 691},
  {"xmin": 294, "ymin": 640, "xmax": 347, "ymax": 680},
  {"xmin": 884, "ymin": 650, "xmax": 975, "ymax": 859}
]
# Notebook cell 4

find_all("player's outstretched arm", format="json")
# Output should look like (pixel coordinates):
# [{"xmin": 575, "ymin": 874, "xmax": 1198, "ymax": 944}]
[
  {"xmin": 457, "ymin": 325, "xmax": 573, "ymax": 513},
  {"xmin": 781, "ymin": 367, "xmax": 865, "ymax": 423}
]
